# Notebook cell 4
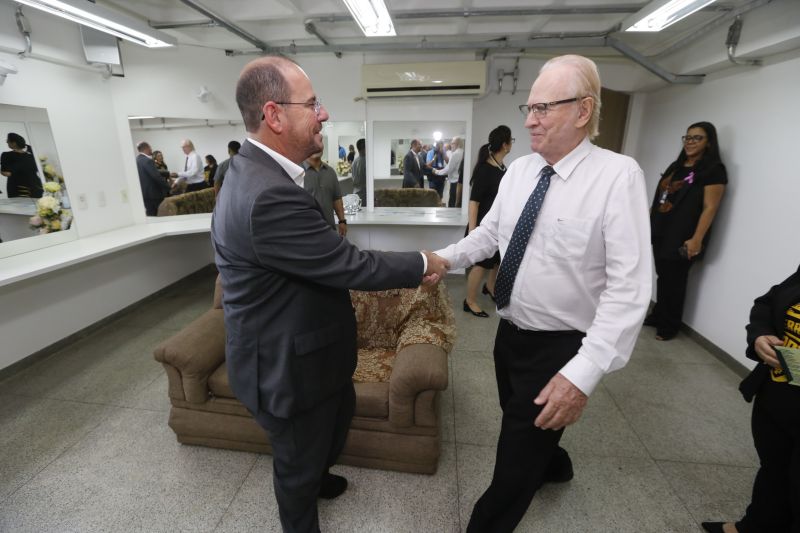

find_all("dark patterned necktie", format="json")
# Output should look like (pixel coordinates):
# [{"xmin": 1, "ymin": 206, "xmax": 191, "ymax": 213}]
[{"xmin": 494, "ymin": 165, "xmax": 555, "ymax": 309}]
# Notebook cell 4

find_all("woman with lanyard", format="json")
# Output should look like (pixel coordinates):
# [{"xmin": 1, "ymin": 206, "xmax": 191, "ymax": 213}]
[{"xmin": 646, "ymin": 121, "xmax": 727, "ymax": 340}]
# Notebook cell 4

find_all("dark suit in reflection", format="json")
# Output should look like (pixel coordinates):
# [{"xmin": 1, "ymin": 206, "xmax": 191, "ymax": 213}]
[
  {"xmin": 136, "ymin": 153, "xmax": 170, "ymax": 216},
  {"xmin": 402, "ymin": 149, "xmax": 423, "ymax": 188}
]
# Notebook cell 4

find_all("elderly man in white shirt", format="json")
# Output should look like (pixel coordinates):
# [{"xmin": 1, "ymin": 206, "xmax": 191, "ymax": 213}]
[
  {"xmin": 434, "ymin": 136, "xmax": 464, "ymax": 207},
  {"xmin": 436, "ymin": 55, "xmax": 652, "ymax": 532},
  {"xmin": 172, "ymin": 139, "xmax": 205, "ymax": 192}
]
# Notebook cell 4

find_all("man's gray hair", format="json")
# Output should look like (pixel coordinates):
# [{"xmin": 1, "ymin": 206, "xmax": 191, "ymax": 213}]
[
  {"xmin": 236, "ymin": 56, "xmax": 295, "ymax": 133},
  {"xmin": 540, "ymin": 55, "xmax": 602, "ymax": 140}
]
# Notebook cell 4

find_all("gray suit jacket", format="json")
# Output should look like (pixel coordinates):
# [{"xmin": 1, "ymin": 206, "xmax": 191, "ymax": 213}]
[
  {"xmin": 211, "ymin": 140, "xmax": 424, "ymax": 418},
  {"xmin": 403, "ymin": 150, "xmax": 423, "ymax": 188},
  {"xmin": 136, "ymin": 153, "xmax": 170, "ymax": 200}
]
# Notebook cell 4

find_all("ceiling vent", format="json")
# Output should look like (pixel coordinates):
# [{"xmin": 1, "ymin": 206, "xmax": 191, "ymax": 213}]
[{"xmin": 362, "ymin": 61, "xmax": 486, "ymax": 98}]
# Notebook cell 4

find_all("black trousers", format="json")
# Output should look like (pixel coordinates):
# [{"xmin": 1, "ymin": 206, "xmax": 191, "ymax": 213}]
[
  {"xmin": 467, "ymin": 320, "xmax": 585, "ymax": 533},
  {"xmin": 651, "ymin": 252, "xmax": 693, "ymax": 337},
  {"xmin": 253, "ymin": 382, "xmax": 355, "ymax": 533},
  {"xmin": 186, "ymin": 181, "xmax": 207, "ymax": 193},
  {"xmin": 428, "ymin": 176, "xmax": 445, "ymax": 198},
  {"xmin": 143, "ymin": 197, "xmax": 162, "ymax": 216},
  {"xmin": 737, "ymin": 378, "xmax": 800, "ymax": 533},
  {"xmin": 448, "ymin": 182, "xmax": 458, "ymax": 208}
]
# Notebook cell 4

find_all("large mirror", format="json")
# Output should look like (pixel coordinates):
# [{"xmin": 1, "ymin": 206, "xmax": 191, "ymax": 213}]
[
  {"xmin": 0, "ymin": 103, "xmax": 74, "ymax": 245},
  {"xmin": 128, "ymin": 117, "xmax": 364, "ymax": 217},
  {"xmin": 372, "ymin": 120, "xmax": 467, "ymax": 208}
]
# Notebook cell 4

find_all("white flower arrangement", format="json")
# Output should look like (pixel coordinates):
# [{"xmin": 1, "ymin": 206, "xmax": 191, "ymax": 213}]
[{"xmin": 29, "ymin": 181, "xmax": 72, "ymax": 234}]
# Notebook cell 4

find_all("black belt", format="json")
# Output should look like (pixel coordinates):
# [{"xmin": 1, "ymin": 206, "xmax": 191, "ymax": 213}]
[{"xmin": 500, "ymin": 318, "xmax": 584, "ymax": 338}]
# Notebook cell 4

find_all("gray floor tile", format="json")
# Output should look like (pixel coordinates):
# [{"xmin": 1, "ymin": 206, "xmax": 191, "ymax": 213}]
[
  {"xmin": 216, "ymin": 442, "xmax": 460, "ymax": 533},
  {"xmin": 457, "ymin": 443, "xmax": 700, "ymax": 533},
  {"xmin": 126, "ymin": 372, "xmax": 172, "ymax": 412},
  {"xmin": 452, "ymin": 354, "xmax": 501, "ymax": 447},
  {"xmin": 440, "ymin": 364, "xmax": 456, "ymax": 443},
  {"xmin": 1, "ymin": 325, "xmax": 172, "ymax": 407},
  {"xmin": 657, "ymin": 460, "xmax": 756, "ymax": 524},
  {"xmin": 603, "ymin": 357, "xmax": 758, "ymax": 466},
  {"xmin": 0, "ymin": 408, "xmax": 257, "ymax": 533},
  {"xmin": 0, "ymin": 395, "xmax": 114, "ymax": 503},
  {"xmin": 123, "ymin": 291, "xmax": 213, "ymax": 331},
  {"xmin": 559, "ymin": 384, "xmax": 650, "ymax": 459}
]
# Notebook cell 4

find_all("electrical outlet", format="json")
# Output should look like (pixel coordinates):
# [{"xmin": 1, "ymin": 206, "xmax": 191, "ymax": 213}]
[
  {"xmin": 120, "ymin": 189, "xmax": 128, "ymax": 203},
  {"xmin": 77, "ymin": 193, "xmax": 88, "ymax": 210},
  {"xmin": 97, "ymin": 190, "xmax": 106, "ymax": 207}
]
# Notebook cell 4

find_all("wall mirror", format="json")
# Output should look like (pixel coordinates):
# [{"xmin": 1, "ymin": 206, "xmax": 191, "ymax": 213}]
[
  {"xmin": 0, "ymin": 103, "xmax": 75, "ymax": 252},
  {"xmin": 128, "ymin": 117, "xmax": 365, "ymax": 217},
  {"xmin": 371, "ymin": 120, "xmax": 467, "ymax": 209}
]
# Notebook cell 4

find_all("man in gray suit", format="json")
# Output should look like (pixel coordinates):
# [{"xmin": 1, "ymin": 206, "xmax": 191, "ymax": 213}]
[
  {"xmin": 402, "ymin": 139, "xmax": 423, "ymax": 188},
  {"xmin": 135, "ymin": 141, "xmax": 170, "ymax": 216},
  {"xmin": 211, "ymin": 56, "xmax": 449, "ymax": 533}
]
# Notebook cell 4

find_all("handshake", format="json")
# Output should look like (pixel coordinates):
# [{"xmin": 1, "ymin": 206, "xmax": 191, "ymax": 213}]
[{"xmin": 421, "ymin": 250, "xmax": 451, "ymax": 286}]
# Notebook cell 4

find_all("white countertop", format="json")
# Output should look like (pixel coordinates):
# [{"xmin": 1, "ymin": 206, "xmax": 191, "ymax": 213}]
[
  {"xmin": 0, "ymin": 198, "xmax": 38, "ymax": 216},
  {"xmin": 0, "ymin": 207, "xmax": 465, "ymax": 288}
]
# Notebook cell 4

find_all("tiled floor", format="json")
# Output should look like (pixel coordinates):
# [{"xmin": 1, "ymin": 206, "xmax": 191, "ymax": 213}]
[{"xmin": 0, "ymin": 269, "xmax": 756, "ymax": 532}]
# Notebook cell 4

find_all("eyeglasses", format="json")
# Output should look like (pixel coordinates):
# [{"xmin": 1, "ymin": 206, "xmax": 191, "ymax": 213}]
[
  {"xmin": 681, "ymin": 135, "xmax": 706, "ymax": 143},
  {"xmin": 518, "ymin": 97, "xmax": 582, "ymax": 118},
  {"xmin": 275, "ymin": 98, "xmax": 323, "ymax": 117}
]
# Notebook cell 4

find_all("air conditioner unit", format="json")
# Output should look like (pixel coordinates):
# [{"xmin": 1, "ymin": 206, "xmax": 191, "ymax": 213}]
[{"xmin": 362, "ymin": 61, "xmax": 486, "ymax": 98}]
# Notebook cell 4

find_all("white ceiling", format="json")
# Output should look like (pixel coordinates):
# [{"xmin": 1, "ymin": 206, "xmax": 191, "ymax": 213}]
[{"xmin": 101, "ymin": 0, "xmax": 766, "ymax": 60}]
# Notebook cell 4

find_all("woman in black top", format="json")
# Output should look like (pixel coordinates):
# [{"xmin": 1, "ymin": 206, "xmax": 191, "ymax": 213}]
[
  {"xmin": 646, "ymin": 121, "xmax": 727, "ymax": 340},
  {"xmin": 702, "ymin": 265, "xmax": 800, "ymax": 533},
  {"xmin": 204, "ymin": 154, "xmax": 218, "ymax": 188},
  {"xmin": 1, "ymin": 132, "xmax": 43, "ymax": 198},
  {"xmin": 463, "ymin": 125, "xmax": 513, "ymax": 318}
]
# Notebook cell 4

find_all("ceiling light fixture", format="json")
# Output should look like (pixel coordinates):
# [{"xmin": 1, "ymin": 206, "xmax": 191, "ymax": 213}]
[
  {"xmin": 341, "ymin": 0, "xmax": 396, "ymax": 37},
  {"xmin": 624, "ymin": 0, "xmax": 718, "ymax": 32},
  {"xmin": 14, "ymin": 0, "xmax": 176, "ymax": 47}
]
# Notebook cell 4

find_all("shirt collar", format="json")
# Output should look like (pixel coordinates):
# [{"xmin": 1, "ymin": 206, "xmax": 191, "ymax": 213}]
[
  {"xmin": 536, "ymin": 136, "xmax": 592, "ymax": 181},
  {"xmin": 247, "ymin": 137, "xmax": 305, "ymax": 187},
  {"xmin": 139, "ymin": 152, "xmax": 152, "ymax": 159}
]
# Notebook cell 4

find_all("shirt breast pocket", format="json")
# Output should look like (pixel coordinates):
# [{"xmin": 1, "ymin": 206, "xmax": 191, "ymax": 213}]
[{"xmin": 544, "ymin": 217, "xmax": 592, "ymax": 261}]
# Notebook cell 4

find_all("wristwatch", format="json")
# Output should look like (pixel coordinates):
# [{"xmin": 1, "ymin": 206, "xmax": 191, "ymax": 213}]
[{"xmin": 339, "ymin": 220, "xmax": 347, "ymax": 224}]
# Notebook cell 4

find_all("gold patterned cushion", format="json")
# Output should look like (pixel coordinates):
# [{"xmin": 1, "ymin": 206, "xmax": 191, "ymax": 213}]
[{"xmin": 350, "ymin": 283, "xmax": 455, "ymax": 383}]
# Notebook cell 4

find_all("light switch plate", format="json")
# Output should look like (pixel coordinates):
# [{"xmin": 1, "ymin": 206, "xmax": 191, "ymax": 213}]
[{"xmin": 77, "ymin": 193, "xmax": 88, "ymax": 210}]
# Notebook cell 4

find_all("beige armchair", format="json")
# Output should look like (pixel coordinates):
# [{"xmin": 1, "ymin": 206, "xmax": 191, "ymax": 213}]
[{"xmin": 154, "ymin": 276, "xmax": 455, "ymax": 474}]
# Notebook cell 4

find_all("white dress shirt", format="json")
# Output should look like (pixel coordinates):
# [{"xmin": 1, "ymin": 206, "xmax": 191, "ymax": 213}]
[
  {"xmin": 176, "ymin": 150, "xmax": 205, "ymax": 184},
  {"xmin": 436, "ymin": 137, "xmax": 652, "ymax": 396},
  {"xmin": 436, "ymin": 147, "xmax": 464, "ymax": 184}
]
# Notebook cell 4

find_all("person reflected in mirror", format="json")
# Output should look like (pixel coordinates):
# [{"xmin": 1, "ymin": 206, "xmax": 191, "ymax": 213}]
[
  {"xmin": 211, "ymin": 55, "xmax": 450, "ymax": 533},
  {"xmin": 435, "ymin": 55, "xmax": 652, "ymax": 532},
  {"xmin": 463, "ymin": 125, "xmax": 513, "ymax": 318},
  {"xmin": 214, "ymin": 140, "xmax": 241, "ymax": 196},
  {"xmin": 402, "ymin": 138, "xmax": 423, "ymax": 188},
  {"xmin": 351, "ymin": 138, "xmax": 366, "ymax": 206},
  {"xmin": 701, "ymin": 264, "xmax": 800, "ymax": 533},
  {"xmin": 152, "ymin": 150, "xmax": 170, "ymax": 180},
  {"xmin": 171, "ymin": 139, "xmax": 205, "ymax": 193},
  {"xmin": 135, "ymin": 141, "xmax": 171, "ymax": 216},
  {"xmin": 645, "ymin": 121, "xmax": 727, "ymax": 341},
  {"xmin": 204, "ymin": 154, "xmax": 218, "ymax": 188},
  {"xmin": 433, "ymin": 136, "xmax": 464, "ymax": 207},
  {"xmin": 304, "ymin": 151, "xmax": 346, "ymax": 237},
  {"xmin": 1, "ymin": 132, "xmax": 43, "ymax": 198},
  {"xmin": 426, "ymin": 141, "xmax": 447, "ymax": 200},
  {"xmin": 346, "ymin": 144, "xmax": 355, "ymax": 164}
]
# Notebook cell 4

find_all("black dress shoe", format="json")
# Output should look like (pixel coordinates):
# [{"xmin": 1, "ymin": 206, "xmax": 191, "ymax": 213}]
[
  {"xmin": 463, "ymin": 299, "xmax": 489, "ymax": 318},
  {"xmin": 700, "ymin": 522, "xmax": 725, "ymax": 533},
  {"xmin": 482, "ymin": 283, "xmax": 496, "ymax": 303},
  {"xmin": 544, "ymin": 447, "xmax": 574, "ymax": 483},
  {"xmin": 318, "ymin": 472, "xmax": 348, "ymax": 499}
]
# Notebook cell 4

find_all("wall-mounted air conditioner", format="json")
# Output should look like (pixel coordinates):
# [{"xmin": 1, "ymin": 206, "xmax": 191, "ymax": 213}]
[{"xmin": 362, "ymin": 61, "xmax": 486, "ymax": 98}]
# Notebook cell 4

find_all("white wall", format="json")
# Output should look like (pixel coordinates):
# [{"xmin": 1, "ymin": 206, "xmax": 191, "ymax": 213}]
[{"xmin": 630, "ymin": 55, "xmax": 800, "ymax": 367}]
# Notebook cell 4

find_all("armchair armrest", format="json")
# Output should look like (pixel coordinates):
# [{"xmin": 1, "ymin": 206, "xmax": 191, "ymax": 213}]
[
  {"xmin": 389, "ymin": 343, "xmax": 448, "ymax": 427},
  {"xmin": 153, "ymin": 308, "xmax": 225, "ymax": 403}
]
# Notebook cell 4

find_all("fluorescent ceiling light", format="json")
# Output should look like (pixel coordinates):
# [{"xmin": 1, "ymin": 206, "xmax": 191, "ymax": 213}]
[
  {"xmin": 342, "ymin": 0, "xmax": 396, "ymax": 37},
  {"xmin": 624, "ymin": 0, "xmax": 717, "ymax": 32},
  {"xmin": 14, "ymin": 0, "xmax": 176, "ymax": 47},
  {"xmin": 128, "ymin": 115, "xmax": 155, "ymax": 120}
]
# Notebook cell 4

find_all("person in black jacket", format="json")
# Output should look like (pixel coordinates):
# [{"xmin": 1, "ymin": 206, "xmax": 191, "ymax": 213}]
[
  {"xmin": 702, "ymin": 265, "xmax": 800, "ymax": 533},
  {"xmin": 646, "ymin": 121, "xmax": 727, "ymax": 340},
  {"xmin": 135, "ymin": 141, "xmax": 171, "ymax": 216}
]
